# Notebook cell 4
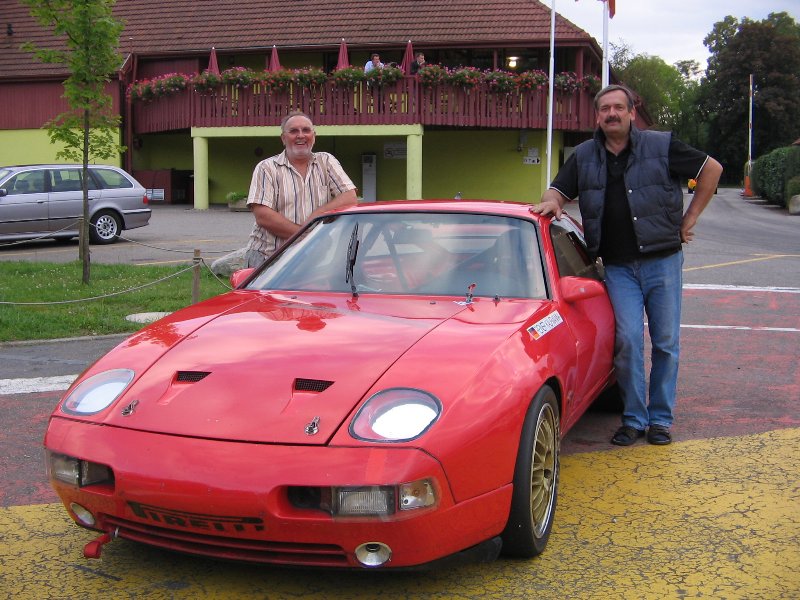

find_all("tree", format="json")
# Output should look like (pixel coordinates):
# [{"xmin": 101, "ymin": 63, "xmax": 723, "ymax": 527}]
[
  {"xmin": 22, "ymin": 0, "xmax": 124, "ymax": 284},
  {"xmin": 700, "ymin": 12, "xmax": 800, "ymax": 185},
  {"xmin": 615, "ymin": 54, "xmax": 685, "ymax": 132}
]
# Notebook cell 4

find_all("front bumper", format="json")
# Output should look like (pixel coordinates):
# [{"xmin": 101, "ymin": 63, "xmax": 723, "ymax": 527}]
[{"xmin": 45, "ymin": 417, "xmax": 511, "ymax": 568}]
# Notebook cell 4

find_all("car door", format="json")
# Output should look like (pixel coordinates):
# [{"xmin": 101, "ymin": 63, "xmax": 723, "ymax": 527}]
[
  {"xmin": 547, "ymin": 217, "xmax": 615, "ymax": 420},
  {"xmin": 46, "ymin": 167, "xmax": 99, "ymax": 233},
  {"xmin": 0, "ymin": 169, "xmax": 50, "ymax": 237}
]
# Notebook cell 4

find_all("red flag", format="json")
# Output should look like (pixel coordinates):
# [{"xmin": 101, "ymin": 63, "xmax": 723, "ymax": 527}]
[{"xmin": 575, "ymin": 0, "xmax": 615, "ymax": 19}]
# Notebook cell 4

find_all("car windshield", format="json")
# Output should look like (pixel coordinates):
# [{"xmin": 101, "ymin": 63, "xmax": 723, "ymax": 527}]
[{"xmin": 246, "ymin": 212, "xmax": 547, "ymax": 299}]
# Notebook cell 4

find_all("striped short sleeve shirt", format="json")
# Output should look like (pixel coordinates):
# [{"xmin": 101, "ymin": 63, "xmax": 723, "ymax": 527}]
[{"xmin": 245, "ymin": 151, "xmax": 356, "ymax": 257}]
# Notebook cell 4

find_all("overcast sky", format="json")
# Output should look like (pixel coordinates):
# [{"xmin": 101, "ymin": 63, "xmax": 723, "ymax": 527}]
[{"xmin": 552, "ymin": 0, "xmax": 798, "ymax": 69}]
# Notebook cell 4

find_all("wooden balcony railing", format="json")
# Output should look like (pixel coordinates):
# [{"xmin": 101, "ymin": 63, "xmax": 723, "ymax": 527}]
[{"xmin": 132, "ymin": 77, "xmax": 596, "ymax": 134}]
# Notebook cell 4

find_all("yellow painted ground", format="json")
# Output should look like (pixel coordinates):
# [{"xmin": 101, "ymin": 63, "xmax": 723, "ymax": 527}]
[{"xmin": 2, "ymin": 429, "xmax": 799, "ymax": 600}]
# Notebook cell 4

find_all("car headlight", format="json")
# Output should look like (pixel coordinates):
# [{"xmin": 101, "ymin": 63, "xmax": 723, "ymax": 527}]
[
  {"xmin": 61, "ymin": 369, "xmax": 135, "ymax": 416},
  {"xmin": 350, "ymin": 388, "xmax": 441, "ymax": 442}
]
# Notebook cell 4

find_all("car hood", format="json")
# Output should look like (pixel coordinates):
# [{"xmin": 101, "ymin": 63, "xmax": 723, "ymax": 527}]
[{"xmin": 93, "ymin": 292, "xmax": 532, "ymax": 444}]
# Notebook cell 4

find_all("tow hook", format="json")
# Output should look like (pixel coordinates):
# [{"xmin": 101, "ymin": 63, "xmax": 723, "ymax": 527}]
[{"xmin": 83, "ymin": 528, "xmax": 118, "ymax": 559}]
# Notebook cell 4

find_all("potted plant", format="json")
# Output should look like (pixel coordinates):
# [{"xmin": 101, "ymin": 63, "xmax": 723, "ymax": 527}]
[
  {"xmin": 331, "ymin": 66, "xmax": 365, "ymax": 88},
  {"xmin": 221, "ymin": 67, "xmax": 256, "ymax": 88},
  {"xmin": 191, "ymin": 70, "xmax": 222, "ymax": 93},
  {"xmin": 364, "ymin": 65, "xmax": 404, "ymax": 87},
  {"xmin": 417, "ymin": 64, "xmax": 446, "ymax": 87},
  {"xmin": 447, "ymin": 66, "xmax": 483, "ymax": 89},
  {"xmin": 295, "ymin": 67, "xmax": 328, "ymax": 88},
  {"xmin": 226, "ymin": 191, "xmax": 248, "ymax": 211},
  {"xmin": 516, "ymin": 70, "xmax": 548, "ymax": 92},
  {"xmin": 484, "ymin": 70, "xmax": 517, "ymax": 94}
]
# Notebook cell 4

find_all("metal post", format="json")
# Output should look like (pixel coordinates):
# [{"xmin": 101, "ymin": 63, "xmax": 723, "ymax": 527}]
[{"xmin": 192, "ymin": 249, "xmax": 201, "ymax": 304}]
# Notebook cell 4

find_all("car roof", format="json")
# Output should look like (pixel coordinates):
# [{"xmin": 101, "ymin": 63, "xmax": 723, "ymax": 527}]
[
  {"xmin": 0, "ymin": 164, "xmax": 124, "ymax": 170},
  {"xmin": 340, "ymin": 199, "xmax": 539, "ymax": 219}
]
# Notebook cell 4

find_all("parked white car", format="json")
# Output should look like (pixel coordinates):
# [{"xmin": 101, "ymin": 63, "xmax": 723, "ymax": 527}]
[{"xmin": 0, "ymin": 164, "xmax": 151, "ymax": 244}]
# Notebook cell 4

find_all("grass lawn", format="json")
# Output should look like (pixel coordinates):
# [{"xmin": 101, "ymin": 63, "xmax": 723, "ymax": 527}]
[{"xmin": 0, "ymin": 261, "xmax": 230, "ymax": 342}]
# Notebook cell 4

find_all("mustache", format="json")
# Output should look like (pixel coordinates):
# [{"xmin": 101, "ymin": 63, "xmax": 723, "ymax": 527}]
[{"xmin": 604, "ymin": 116, "xmax": 621, "ymax": 124}]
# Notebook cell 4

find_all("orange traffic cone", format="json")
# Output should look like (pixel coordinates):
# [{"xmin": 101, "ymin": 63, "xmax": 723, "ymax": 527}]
[{"xmin": 743, "ymin": 175, "xmax": 753, "ymax": 197}]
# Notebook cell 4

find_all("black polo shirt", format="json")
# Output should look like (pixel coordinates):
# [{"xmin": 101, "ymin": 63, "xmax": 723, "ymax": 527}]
[{"xmin": 551, "ymin": 134, "xmax": 708, "ymax": 263}]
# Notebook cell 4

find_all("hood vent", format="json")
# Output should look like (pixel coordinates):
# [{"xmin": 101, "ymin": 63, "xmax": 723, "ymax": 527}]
[
  {"xmin": 294, "ymin": 378, "xmax": 333, "ymax": 393},
  {"xmin": 176, "ymin": 371, "xmax": 211, "ymax": 383}
]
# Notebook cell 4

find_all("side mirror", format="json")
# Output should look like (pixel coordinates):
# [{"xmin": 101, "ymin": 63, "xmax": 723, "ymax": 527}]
[
  {"xmin": 0, "ymin": 189, "xmax": 7, "ymax": 197},
  {"xmin": 559, "ymin": 276, "xmax": 605, "ymax": 303},
  {"xmin": 230, "ymin": 268, "xmax": 255, "ymax": 289}
]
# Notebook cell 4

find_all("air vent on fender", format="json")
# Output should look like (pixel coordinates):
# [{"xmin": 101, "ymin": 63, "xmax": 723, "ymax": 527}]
[
  {"xmin": 294, "ymin": 378, "xmax": 333, "ymax": 392},
  {"xmin": 175, "ymin": 371, "xmax": 210, "ymax": 383}
]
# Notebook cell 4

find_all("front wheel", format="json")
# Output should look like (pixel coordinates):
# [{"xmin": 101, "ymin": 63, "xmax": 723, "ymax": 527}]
[
  {"xmin": 501, "ymin": 385, "xmax": 560, "ymax": 557},
  {"xmin": 90, "ymin": 210, "xmax": 122, "ymax": 244}
]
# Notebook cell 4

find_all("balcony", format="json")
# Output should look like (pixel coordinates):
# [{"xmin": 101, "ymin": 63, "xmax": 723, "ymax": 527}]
[{"xmin": 131, "ymin": 78, "xmax": 596, "ymax": 134}]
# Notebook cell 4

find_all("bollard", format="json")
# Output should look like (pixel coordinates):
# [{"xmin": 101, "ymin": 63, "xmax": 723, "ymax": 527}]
[{"xmin": 192, "ymin": 249, "xmax": 201, "ymax": 304}]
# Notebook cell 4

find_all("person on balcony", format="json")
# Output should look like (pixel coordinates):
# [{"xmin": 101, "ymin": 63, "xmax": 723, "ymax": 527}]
[
  {"xmin": 411, "ymin": 52, "xmax": 426, "ymax": 74},
  {"xmin": 531, "ymin": 84, "xmax": 723, "ymax": 448},
  {"xmin": 364, "ymin": 53, "xmax": 383, "ymax": 73},
  {"xmin": 243, "ymin": 111, "xmax": 358, "ymax": 269}
]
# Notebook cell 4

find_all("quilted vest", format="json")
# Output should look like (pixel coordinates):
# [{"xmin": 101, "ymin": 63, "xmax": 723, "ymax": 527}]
[{"xmin": 575, "ymin": 125, "xmax": 684, "ymax": 258}]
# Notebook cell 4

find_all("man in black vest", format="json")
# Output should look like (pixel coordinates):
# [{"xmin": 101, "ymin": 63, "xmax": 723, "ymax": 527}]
[{"xmin": 532, "ymin": 84, "xmax": 722, "ymax": 446}]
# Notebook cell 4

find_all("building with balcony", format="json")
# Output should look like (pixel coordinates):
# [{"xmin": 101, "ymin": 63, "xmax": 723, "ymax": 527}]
[{"xmin": 1, "ymin": 0, "xmax": 649, "ymax": 207}]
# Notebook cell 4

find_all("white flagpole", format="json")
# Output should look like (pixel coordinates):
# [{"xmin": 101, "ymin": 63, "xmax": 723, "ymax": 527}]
[
  {"xmin": 546, "ymin": 0, "xmax": 556, "ymax": 184},
  {"xmin": 602, "ymin": 0, "xmax": 610, "ymax": 86}
]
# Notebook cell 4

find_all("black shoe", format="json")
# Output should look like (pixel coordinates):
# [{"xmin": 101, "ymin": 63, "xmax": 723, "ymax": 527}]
[
  {"xmin": 611, "ymin": 425, "xmax": 645, "ymax": 446},
  {"xmin": 647, "ymin": 425, "xmax": 672, "ymax": 445}
]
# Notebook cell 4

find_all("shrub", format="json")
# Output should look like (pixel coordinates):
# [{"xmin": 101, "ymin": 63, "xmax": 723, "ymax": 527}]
[
  {"xmin": 331, "ymin": 66, "xmax": 365, "ymax": 87},
  {"xmin": 417, "ymin": 64, "xmax": 447, "ymax": 87},
  {"xmin": 484, "ymin": 70, "xmax": 517, "ymax": 93},
  {"xmin": 221, "ymin": 67, "xmax": 256, "ymax": 88},
  {"xmin": 752, "ymin": 146, "xmax": 792, "ymax": 206},
  {"xmin": 295, "ymin": 67, "xmax": 328, "ymax": 88},
  {"xmin": 786, "ymin": 175, "xmax": 800, "ymax": 199},
  {"xmin": 516, "ymin": 70, "xmax": 548, "ymax": 92}
]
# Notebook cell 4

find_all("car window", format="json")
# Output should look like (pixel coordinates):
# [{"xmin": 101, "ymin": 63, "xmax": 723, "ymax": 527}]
[
  {"xmin": 49, "ymin": 169, "xmax": 98, "ymax": 192},
  {"xmin": 249, "ymin": 212, "xmax": 548, "ymax": 299},
  {"xmin": 4, "ymin": 170, "xmax": 47, "ymax": 194},
  {"xmin": 92, "ymin": 168, "xmax": 133, "ymax": 189},
  {"xmin": 549, "ymin": 220, "xmax": 602, "ymax": 281}
]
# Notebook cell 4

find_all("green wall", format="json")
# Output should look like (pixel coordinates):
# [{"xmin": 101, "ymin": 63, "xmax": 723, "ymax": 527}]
[
  {"xmin": 129, "ymin": 126, "xmax": 562, "ymax": 205},
  {"xmin": 0, "ymin": 129, "xmax": 122, "ymax": 167}
]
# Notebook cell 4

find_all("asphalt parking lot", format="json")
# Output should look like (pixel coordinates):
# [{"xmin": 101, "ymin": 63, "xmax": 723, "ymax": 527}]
[{"xmin": 1, "ymin": 190, "xmax": 799, "ymax": 598}]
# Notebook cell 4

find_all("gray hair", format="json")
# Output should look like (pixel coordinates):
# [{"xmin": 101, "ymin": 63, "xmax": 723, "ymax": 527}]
[
  {"xmin": 593, "ymin": 84, "xmax": 636, "ymax": 111},
  {"xmin": 280, "ymin": 111, "xmax": 314, "ymax": 132}
]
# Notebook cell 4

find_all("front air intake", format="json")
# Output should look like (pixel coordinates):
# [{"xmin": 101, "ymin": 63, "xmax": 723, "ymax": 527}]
[
  {"xmin": 294, "ymin": 378, "xmax": 333, "ymax": 392},
  {"xmin": 175, "ymin": 371, "xmax": 210, "ymax": 383}
]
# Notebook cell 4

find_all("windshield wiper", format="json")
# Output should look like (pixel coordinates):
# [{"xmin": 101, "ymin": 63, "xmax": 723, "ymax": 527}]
[{"xmin": 345, "ymin": 222, "xmax": 360, "ymax": 297}]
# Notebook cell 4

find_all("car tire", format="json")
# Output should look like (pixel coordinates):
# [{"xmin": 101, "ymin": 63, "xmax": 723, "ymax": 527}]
[
  {"xmin": 90, "ymin": 210, "xmax": 122, "ymax": 244},
  {"xmin": 501, "ymin": 384, "xmax": 560, "ymax": 558}
]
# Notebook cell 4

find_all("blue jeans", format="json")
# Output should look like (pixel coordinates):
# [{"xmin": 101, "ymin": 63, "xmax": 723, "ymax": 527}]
[{"xmin": 604, "ymin": 251, "xmax": 683, "ymax": 431}]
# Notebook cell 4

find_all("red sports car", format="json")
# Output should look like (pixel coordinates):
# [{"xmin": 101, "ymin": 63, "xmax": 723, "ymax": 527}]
[{"xmin": 44, "ymin": 200, "xmax": 615, "ymax": 569}]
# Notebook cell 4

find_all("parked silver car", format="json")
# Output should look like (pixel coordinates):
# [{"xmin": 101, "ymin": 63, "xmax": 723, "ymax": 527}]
[{"xmin": 0, "ymin": 164, "xmax": 151, "ymax": 244}]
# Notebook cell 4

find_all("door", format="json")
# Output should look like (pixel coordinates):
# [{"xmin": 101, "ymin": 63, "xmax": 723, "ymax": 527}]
[
  {"xmin": 46, "ymin": 167, "xmax": 100, "ymax": 233},
  {"xmin": 0, "ymin": 170, "xmax": 50, "ymax": 237}
]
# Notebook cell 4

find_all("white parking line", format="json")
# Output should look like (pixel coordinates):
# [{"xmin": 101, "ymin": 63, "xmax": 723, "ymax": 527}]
[
  {"xmin": 0, "ymin": 375, "xmax": 76, "ymax": 395},
  {"xmin": 684, "ymin": 283, "xmax": 800, "ymax": 294}
]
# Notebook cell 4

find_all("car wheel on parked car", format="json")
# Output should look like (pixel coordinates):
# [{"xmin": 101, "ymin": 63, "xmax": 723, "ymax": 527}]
[
  {"xmin": 90, "ymin": 210, "xmax": 122, "ymax": 244},
  {"xmin": 501, "ymin": 385, "xmax": 560, "ymax": 557}
]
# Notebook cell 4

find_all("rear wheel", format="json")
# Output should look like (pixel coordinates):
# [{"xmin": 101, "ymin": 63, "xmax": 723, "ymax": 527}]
[
  {"xmin": 501, "ymin": 385, "xmax": 560, "ymax": 557},
  {"xmin": 90, "ymin": 210, "xmax": 122, "ymax": 244}
]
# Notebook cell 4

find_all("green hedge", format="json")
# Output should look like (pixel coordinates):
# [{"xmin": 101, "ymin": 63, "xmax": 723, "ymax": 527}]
[{"xmin": 752, "ymin": 147, "xmax": 792, "ymax": 206}]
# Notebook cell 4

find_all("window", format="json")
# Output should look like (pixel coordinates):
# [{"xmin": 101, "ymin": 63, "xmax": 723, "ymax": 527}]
[
  {"xmin": 92, "ymin": 168, "xmax": 133, "ymax": 189},
  {"xmin": 550, "ymin": 220, "xmax": 603, "ymax": 280},
  {"xmin": 5, "ymin": 170, "xmax": 46, "ymax": 194}
]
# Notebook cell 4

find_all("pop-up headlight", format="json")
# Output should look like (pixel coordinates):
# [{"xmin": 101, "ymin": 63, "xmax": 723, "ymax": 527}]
[{"xmin": 61, "ymin": 369, "xmax": 134, "ymax": 416}]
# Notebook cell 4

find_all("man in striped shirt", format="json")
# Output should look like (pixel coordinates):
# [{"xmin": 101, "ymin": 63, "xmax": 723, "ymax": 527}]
[{"xmin": 244, "ymin": 112, "xmax": 358, "ymax": 268}]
